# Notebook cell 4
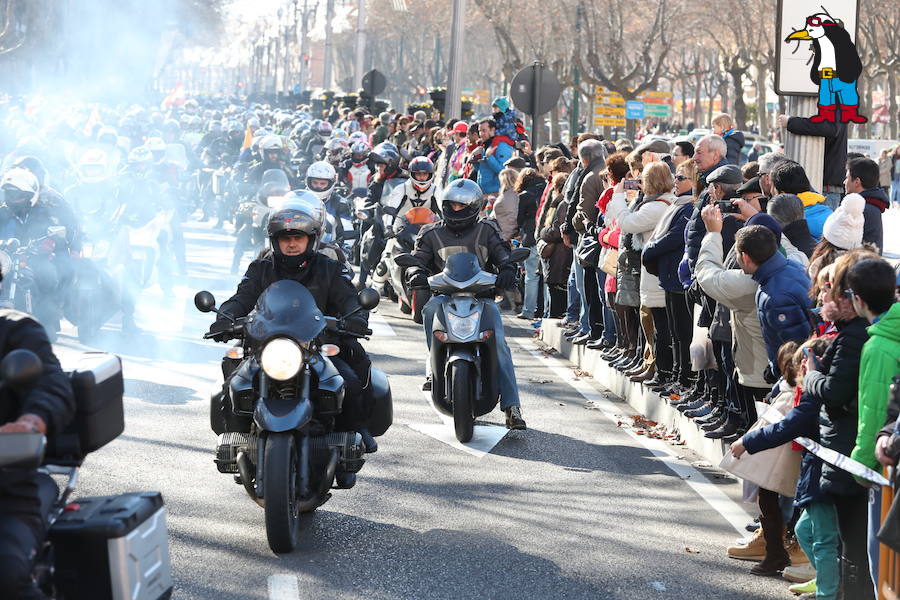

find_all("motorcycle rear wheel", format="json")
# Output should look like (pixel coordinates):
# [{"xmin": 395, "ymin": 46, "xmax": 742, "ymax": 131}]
[
  {"xmin": 450, "ymin": 362, "xmax": 475, "ymax": 443},
  {"xmin": 263, "ymin": 433, "xmax": 301, "ymax": 553}
]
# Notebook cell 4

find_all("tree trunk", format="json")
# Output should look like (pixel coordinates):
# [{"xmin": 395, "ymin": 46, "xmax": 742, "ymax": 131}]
[
  {"xmin": 730, "ymin": 69, "xmax": 747, "ymax": 129},
  {"xmin": 890, "ymin": 72, "xmax": 898, "ymax": 141},
  {"xmin": 693, "ymin": 74, "xmax": 702, "ymax": 128},
  {"xmin": 756, "ymin": 63, "xmax": 768, "ymax": 137},
  {"xmin": 860, "ymin": 76, "xmax": 872, "ymax": 139},
  {"xmin": 549, "ymin": 103, "xmax": 560, "ymax": 145}
]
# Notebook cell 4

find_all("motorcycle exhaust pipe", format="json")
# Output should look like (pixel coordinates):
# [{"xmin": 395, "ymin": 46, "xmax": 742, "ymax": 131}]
[
  {"xmin": 296, "ymin": 448, "xmax": 339, "ymax": 512},
  {"xmin": 236, "ymin": 451, "xmax": 264, "ymax": 508}
]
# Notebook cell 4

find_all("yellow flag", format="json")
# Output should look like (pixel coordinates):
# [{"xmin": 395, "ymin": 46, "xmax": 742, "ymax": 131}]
[{"xmin": 241, "ymin": 125, "xmax": 253, "ymax": 151}]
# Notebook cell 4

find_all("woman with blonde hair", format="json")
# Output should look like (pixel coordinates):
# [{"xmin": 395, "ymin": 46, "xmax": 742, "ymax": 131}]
[{"xmin": 491, "ymin": 168, "xmax": 520, "ymax": 242}]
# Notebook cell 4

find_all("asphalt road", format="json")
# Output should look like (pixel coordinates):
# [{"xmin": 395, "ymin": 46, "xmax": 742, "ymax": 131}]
[{"xmin": 50, "ymin": 218, "xmax": 797, "ymax": 600}]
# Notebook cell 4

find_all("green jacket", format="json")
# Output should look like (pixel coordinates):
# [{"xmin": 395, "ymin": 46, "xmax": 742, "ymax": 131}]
[{"xmin": 851, "ymin": 302, "xmax": 900, "ymax": 470}]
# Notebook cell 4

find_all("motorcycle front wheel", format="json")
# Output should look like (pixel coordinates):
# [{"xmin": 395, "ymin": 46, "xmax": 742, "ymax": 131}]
[
  {"xmin": 263, "ymin": 433, "xmax": 301, "ymax": 553},
  {"xmin": 450, "ymin": 361, "xmax": 475, "ymax": 443}
]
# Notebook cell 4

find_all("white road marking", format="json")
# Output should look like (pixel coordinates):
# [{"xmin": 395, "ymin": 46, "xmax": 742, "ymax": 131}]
[
  {"xmin": 367, "ymin": 311, "xmax": 397, "ymax": 337},
  {"xmin": 406, "ymin": 392, "xmax": 509, "ymax": 458},
  {"xmin": 267, "ymin": 574, "xmax": 300, "ymax": 600},
  {"xmin": 516, "ymin": 339, "xmax": 754, "ymax": 535}
]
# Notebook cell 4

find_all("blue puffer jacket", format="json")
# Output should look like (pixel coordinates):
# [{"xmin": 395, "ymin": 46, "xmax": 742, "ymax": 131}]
[
  {"xmin": 475, "ymin": 138, "xmax": 514, "ymax": 194},
  {"xmin": 752, "ymin": 252, "xmax": 812, "ymax": 377},
  {"xmin": 642, "ymin": 197, "xmax": 693, "ymax": 292},
  {"xmin": 743, "ymin": 388, "xmax": 825, "ymax": 508}
]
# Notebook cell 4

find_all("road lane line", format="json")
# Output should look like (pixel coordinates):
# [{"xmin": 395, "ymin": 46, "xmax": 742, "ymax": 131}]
[
  {"xmin": 406, "ymin": 392, "xmax": 510, "ymax": 458},
  {"xmin": 515, "ymin": 338, "xmax": 754, "ymax": 535},
  {"xmin": 368, "ymin": 311, "xmax": 397, "ymax": 337},
  {"xmin": 267, "ymin": 574, "xmax": 299, "ymax": 600}
]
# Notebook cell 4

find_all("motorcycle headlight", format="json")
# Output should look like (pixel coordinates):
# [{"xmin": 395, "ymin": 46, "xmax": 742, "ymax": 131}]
[
  {"xmin": 446, "ymin": 313, "xmax": 479, "ymax": 340},
  {"xmin": 260, "ymin": 338, "xmax": 304, "ymax": 381}
]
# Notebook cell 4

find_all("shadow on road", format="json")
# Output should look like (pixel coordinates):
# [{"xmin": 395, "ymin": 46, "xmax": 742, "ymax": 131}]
[{"xmin": 125, "ymin": 378, "xmax": 203, "ymax": 405}]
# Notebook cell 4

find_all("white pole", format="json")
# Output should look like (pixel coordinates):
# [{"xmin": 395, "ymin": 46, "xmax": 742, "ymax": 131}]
[
  {"xmin": 353, "ymin": 0, "xmax": 367, "ymax": 92},
  {"xmin": 446, "ymin": 0, "xmax": 466, "ymax": 119},
  {"xmin": 323, "ymin": 0, "xmax": 335, "ymax": 90}
]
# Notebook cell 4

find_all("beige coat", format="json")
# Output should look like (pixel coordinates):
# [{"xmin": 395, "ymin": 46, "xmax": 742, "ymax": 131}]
[
  {"xmin": 491, "ymin": 188, "xmax": 519, "ymax": 241},
  {"xmin": 695, "ymin": 231, "xmax": 769, "ymax": 388},
  {"xmin": 617, "ymin": 193, "xmax": 672, "ymax": 308}
]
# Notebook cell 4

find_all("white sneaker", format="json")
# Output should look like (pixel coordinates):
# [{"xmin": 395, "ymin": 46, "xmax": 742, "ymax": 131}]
[{"xmin": 782, "ymin": 563, "xmax": 816, "ymax": 583}]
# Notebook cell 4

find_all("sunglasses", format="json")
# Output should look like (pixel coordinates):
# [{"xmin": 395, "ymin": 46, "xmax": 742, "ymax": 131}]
[{"xmin": 674, "ymin": 175, "xmax": 689, "ymax": 182}]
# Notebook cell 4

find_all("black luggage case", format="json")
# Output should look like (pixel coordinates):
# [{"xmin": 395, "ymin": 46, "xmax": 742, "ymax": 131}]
[{"xmin": 49, "ymin": 492, "xmax": 173, "ymax": 600}]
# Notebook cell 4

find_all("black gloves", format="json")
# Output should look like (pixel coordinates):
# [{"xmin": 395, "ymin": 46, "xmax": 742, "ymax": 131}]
[
  {"xmin": 343, "ymin": 316, "xmax": 369, "ymax": 336},
  {"xmin": 406, "ymin": 269, "xmax": 429, "ymax": 289},
  {"xmin": 495, "ymin": 267, "xmax": 517, "ymax": 290},
  {"xmin": 208, "ymin": 318, "xmax": 232, "ymax": 342}
]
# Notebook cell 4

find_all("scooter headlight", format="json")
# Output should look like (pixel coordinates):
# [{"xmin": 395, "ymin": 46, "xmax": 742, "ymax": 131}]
[
  {"xmin": 446, "ymin": 313, "xmax": 479, "ymax": 340},
  {"xmin": 260, "ymin": 338, "xmax": 304, "ymax": 381}
]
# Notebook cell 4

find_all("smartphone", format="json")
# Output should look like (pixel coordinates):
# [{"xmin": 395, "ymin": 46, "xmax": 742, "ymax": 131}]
[
  {"xmin": 717, "ymin": 200, "xmax": 741, "ymax": 214},
  {"xmin": 623, "ymin": 179, "xmax": 641, "ymax": 191},
  {"xmin": 803, "ymin": 347, "xmax": 822, "ymax": 370}
]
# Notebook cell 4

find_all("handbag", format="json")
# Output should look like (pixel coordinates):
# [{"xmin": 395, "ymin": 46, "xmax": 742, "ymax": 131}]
[
  {"xmin": 536, "ymin": 239, "xmax": 556, "ymax": 259},
  {"xmin": 576, "ymin": 235, "xmax": 601, "ymax": 267},
  {"xmin": 600, "ymin": 247, "xmax": 619, "ymax": 276},
  {"xmin": 718, "ymin": 391, "xmax": 802, "ymax": 497}
]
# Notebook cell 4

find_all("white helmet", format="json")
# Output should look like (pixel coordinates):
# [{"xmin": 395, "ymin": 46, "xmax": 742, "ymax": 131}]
[
  {"xmin": 305, "ymin": 160, "xmax": 337, "ymax": 201},
  {"xmin": 259, "ymin": 134, "xmax": 283, "ymax": 152},
  {"xmin": 2, "ymin": 167, "xmax": 39, "ymax": 211},
  {"xmin": 349, "ymin": 131, "xmax": 367, "ymax": 145}
]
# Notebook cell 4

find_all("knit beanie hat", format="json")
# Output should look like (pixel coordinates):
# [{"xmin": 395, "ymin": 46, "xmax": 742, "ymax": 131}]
[
  {"xmin": 491, "ymin": 96, "xmax": 510, "ymax": 113},
  {"xmin": 822, "ymin": 193, "xmax": 865, "ymax": 250}
]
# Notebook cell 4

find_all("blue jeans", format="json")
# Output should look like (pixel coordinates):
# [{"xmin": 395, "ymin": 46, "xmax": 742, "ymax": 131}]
[
  {"xmin": 422, "ymin": 296, "xmax": 520, "ymax": 409},
  {"xmin": 522, "ymin": 246, "xmax": 541, "ymax": 318},
  {"xmin": 818, "ymin": 77, "xmax": 859, "ymax": 106},
  {"xmin": 796, "ymin": 502, "xmax": 840, "ymax": 600},
  {"xmin": 566, "ymin": 261, "xmax": 580, "ymax": 322},
  {"xmin": 573, "ymin": 259, "xmax": 589, "ymax": 335},
  {"xmin": 867, "ymin": 486, "xmax": 882, "ymax": 597}
]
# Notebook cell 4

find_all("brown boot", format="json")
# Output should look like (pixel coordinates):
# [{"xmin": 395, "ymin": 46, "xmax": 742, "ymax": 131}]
[
  {"xmin": 749, "ymin": 517, "xmax": 790, "ymax": 576},
  {"xmin": 786, "ymin": 536, "xmax": 809, "ymax": 565}
]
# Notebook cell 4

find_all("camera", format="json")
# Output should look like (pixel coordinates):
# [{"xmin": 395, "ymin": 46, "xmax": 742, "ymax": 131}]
[
  {"xmin": 623, "ymin": 179, "xmax": 641, "ymax": 191},
  {"xmin": 717, "ymin": 200, "xmax": 741, "ymax": 214}
]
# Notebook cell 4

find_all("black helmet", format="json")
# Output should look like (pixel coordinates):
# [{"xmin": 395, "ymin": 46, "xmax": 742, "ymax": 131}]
[
  {"xmin": 441, "ymin": 179, "xmax": 484, "ymax": 231},
  {"xmin": 267, "ymin": 191, "xmax": 326, "ymax": 272},
  {"xmin": 370, "ymin": 142, "xmax": 400, "ymax": 172}
]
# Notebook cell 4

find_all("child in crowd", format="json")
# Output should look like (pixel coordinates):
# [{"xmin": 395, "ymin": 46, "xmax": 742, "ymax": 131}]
[
  {"xmin": 731, "ymin": 337, "xmax": 837, "ymax": 598},
  {"xmin": 490, "ymin": 96, "xmax": 519, "ymax": 143}
]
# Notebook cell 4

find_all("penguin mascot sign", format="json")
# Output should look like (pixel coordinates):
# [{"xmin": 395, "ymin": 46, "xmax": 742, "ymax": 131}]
[{"xmin": 784, "ymin": 7, "xmax": 866, "ymax": 124}]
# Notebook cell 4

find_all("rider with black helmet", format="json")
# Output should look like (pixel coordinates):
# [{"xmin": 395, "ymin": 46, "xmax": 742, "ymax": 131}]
[
  {"xmin": 357, "ymin": 142, "xmax": 407, "ymax": 288},
  {"xmin": 208, "ymin": 193, "xmax": 378, "ymax": 451},
  {"xmin": 406, "ymin": 179, "xmax": 526, "ymax": 430}
]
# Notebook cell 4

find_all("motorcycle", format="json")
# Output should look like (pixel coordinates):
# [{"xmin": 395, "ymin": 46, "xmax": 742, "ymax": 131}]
[
  {"xmin": 0, "ymin": 349, "xmax": 173, "ymax": 599},
  {"xmin": 0, "ymin": 226, "xmax": 69, "ymax": 338},
  {"xmin": 395, "ymin": 249, "xmax": 528, "ymax": 442},
  {"xmin": 194, "ymin": 282, "xmax": 392, "ymax": 553},
  {"xmin": 231, "ymin": 169, "xmax": 290, "ymax": 273},
  {"xmin": 372, "ymin": 206, "xmax": 436, "ymax": 323}
]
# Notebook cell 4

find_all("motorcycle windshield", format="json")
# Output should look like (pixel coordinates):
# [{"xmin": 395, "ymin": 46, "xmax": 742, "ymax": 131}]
[
  {"xmin": 244, "ymin": 280, "xmax": 325, "ymax": 344},
  {"xmin": 428, "ymin": 252, "xmax": 497, "ymax": 294}
]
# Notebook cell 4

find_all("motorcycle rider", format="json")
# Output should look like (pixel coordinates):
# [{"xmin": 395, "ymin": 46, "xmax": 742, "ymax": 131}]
[
  {"xmin": 381, "ymin": 156, "xmax": 442, "ymax": 236},
  {"xmin": 405, "ymin": 179, "xmax": 526, "ymax": 430},
  {"xmin": 339, "ymin": 141, "xmax": 373, "ymax": 197},
  {"xmin": 305, "ymin": 161, "xmax": 350, "ymax": 241},
  {"xmin": 357, "ymin": 142, "xmax": 407, "ymax": 289},
  {"xmin": 12, "ymin": 156, "xmax": 82, "ymax": 257},
  {"xmin": 300, "ymin": 120, "xmax": 332, "ymax": 164},
  {"xmin": 0, "ymin": 168, "xmax": 71, "ymax": 338},
  {"xmin": 208, "ymin": 194, "xmax": 379, "ymax": 452},
  {"xmin": 0, "ymin": 282, "xmax": 75, "ymax": 600},
  {"xmin": 245, "ymin": 135, "xmax": 298, "ymax": 189}
]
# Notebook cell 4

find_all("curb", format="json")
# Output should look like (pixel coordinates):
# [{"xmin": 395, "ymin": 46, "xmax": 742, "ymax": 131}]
[{"xmin": 540, "ymin": 321, "xmax": 731, "ymax": 467}]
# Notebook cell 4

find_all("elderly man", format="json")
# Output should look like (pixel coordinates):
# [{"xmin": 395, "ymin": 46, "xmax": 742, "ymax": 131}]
[
  {"xmin": 683, "ymin": 135, "xmax": 730, "ymax": 282},
  {"xmin": 756, "ymin": 152, "xmax": 792, "ymax": 200}
]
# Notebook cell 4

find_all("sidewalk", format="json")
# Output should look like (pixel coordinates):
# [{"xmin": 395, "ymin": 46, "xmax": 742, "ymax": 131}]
[{"xmin": 540, "ymin": 320, "xmax": 732, "ymax": 467}]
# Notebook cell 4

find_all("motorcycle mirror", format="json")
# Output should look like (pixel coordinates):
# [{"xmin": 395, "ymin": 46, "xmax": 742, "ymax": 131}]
[
  {"xmin": 357, "ymin": 288, "xmax": 380, "ymax": 311},
  {"xmin": 0, "ymin": 349, "xmax": 43, "ymax": 389},
  {"xmin": 508, "ymin": 248, "xmax": 530, "ymax": 263},
  {"xmin": 194, "ymin": 291, "xmax": 217, "ymax": 313},
  {"xmin": 393, "ymin": 253, "xmax": 420, "ymax": 268}
]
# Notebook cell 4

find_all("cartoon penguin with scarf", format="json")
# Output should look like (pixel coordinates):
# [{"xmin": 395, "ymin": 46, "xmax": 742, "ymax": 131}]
[{"xmin": 785, "ymin": 9, "xmax": 866, "ymax": 124}]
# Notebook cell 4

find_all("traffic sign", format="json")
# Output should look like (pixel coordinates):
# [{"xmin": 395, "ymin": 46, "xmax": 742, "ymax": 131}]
[
  {"xmin": 510, "ymin": 62, "xmax": 562, "ymax": 147},
  {"xmin": 594, "ymin": 116, "xmax": 625, "ymax": 127},
  {"xmin": 361, "ymin": 69, "xmax": 387, "ymax": 97},
  {"xmin": 626, "ymin": 101, "xmax": 645, "ymax": 120},
  {"xmin": 594, "ymin": 105, "xmax": 625, "ymax": 116}
]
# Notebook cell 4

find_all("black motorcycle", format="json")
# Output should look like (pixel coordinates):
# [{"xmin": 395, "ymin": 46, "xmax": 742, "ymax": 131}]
[
  {"xmin": 195, "ymin": 281, "xmax": 392, "ymax": 553},
  {"xmin": 0, "ymin": 349, "xmax": 173, "ymax": 599}
]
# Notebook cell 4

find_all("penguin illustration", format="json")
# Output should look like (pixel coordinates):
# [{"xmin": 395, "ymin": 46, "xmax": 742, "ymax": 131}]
[{"xmin": 785, "ymin": 11, "xmax": 866, "ymax": 124}]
